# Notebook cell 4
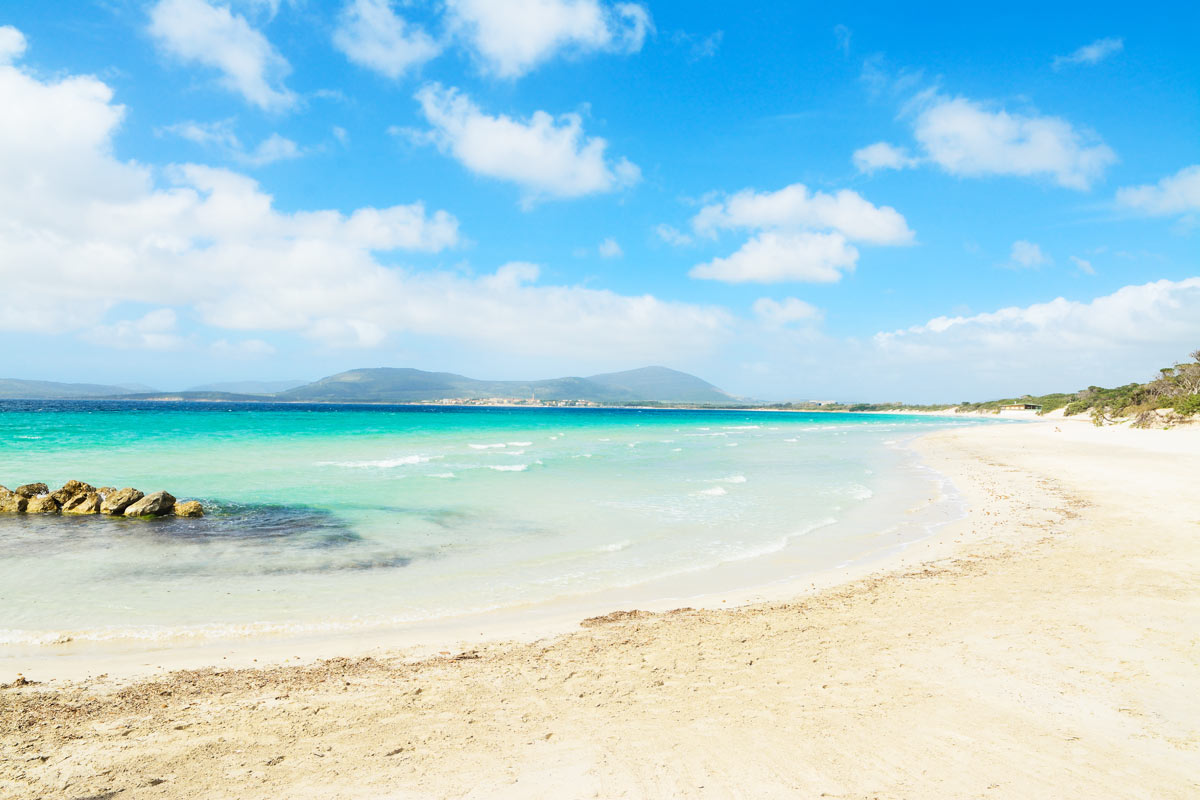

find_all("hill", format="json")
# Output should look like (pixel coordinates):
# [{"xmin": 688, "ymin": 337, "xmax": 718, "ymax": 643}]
[
  {"xmin": 277, "ymin": 366, "xmax": 735, "ymax": 405},
  {"xmin": 0, "ymin": 378, "xmax": 153, "ymax": 399}
]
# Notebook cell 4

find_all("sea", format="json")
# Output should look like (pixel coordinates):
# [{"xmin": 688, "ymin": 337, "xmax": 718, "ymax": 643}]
[{"xmin": 0, "ymin": 401, "xmax": 996, "ymax": 649}]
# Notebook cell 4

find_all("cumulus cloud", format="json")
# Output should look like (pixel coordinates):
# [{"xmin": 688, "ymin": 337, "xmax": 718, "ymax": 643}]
[
  {"xmin": 690, "ymin": 232, "xmax": 858, "ymax": 284},
  {"xmin": 597, "ymin": 237, "xmax": 622, "ymax": 258},
  {"xmin": 1008, "ymin": 240, "xmax": 1051, "ymax": 269},
  {"xmin": 753, "ymin": 297, "xmax": 822, "ymax": 327},
  {"xmin": 446, "ymin": 0, "xmax": 651, "ymax": 77},
  {"xmin": 1115, "ymin": 164, "xmax": 1200, "ymax": 217},
  {"xmin": 148, "ymin": 0, "xmax": 296, "ymax": 111},
  {"xmin": 414, "ymin": 83, "xmax": 640, "ymax": 205},
  {"xmin": 86, "ymin": 309, "xmax": 185, "ymax": 351},
  {"xmin": 874, "ymin": 279, "xmax": 1200, "ymax": 375},
  {"xmin": 852, "ymin": 141, "xmax": 919, "ymax": 174},
  {"xmin": 164, "ymin": 120, "xmax": 302, "ymax": 166},
  {"xmin": 655, "ymin": 224, "xmax": 692, "ymax": 247},
  {"xmin": 0, "ymin": 25, "xmax": 27, "ymax": 63},
  {"xmin": 0, "ymin": 40, "xmax": 727, "ymax": 365},
  {"xmin": 332, "ymin": 0, "xmax": 440, "ymax": 79},
  {"xmin": 1053, "ymin": 37, "xmax": 1123, "ymax": 69},
  {"xmin": 686, "ymin": 183, "xmax": 912, "ymax": 284},
  {"xmin": 912, "ymin": 95, "xmax": 1116, "ymax": 190},
  {"xmin": 692, "ymin": 183, "xmax": 914, "ymax": 246}
]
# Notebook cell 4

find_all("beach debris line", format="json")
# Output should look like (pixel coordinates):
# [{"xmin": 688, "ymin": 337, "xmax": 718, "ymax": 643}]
[{"xmin": 0, "ymin": 481, "xmax": 203, "ymax": 517}]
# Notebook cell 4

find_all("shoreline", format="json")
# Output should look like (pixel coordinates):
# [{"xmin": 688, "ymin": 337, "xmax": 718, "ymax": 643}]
[
  {"xmin": 3, "ymin": 418, "xmax": 1198, "ymax": 797},
  {"xmin": 0, "ymin": 423, "xmax": 972, "ymax": 683}
]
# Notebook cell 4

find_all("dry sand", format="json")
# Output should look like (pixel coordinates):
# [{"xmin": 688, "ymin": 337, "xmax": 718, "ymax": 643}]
[{"xmin": 2, "ymin": 418, "xmax": 1198, "ymax": 799}]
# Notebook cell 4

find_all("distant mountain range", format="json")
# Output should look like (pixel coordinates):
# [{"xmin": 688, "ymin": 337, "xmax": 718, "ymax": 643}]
[{"xmin": 0, "ymin": 367, "xmax": 740, "ymax": 406}]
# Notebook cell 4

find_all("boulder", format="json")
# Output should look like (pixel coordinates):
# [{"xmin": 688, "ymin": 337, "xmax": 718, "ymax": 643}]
[
  {"xmin": 26, "ymin": 495, "xmax": 60, "ymax": 514},
  {"xmin": 0, "ymin": 486, "xmax": 27, "ymax": 513},
  {"xmin": 174, "ymin": 500, "xmax": 204, "ymax": 518},
  {"xmin": 50, "ymin": 480, "xmax": 95, "ymax": 505},
  {"xmin": 97, "ymin": 487, "xmax": 116, "ymax": 497},
  {"xmin": 124, "ymin": 491, "xmax": 176, "ymax": 518},
  {"xmin": 101, "ymin": 488, "xmax": 144, "ymax": 516},
  {"xmin": 62, "ymin": 492, "xmax": 102, "ymax": 515},
  {"xmin": 15, "ymin": 483, "xmax": 49, "ymax": 498}
]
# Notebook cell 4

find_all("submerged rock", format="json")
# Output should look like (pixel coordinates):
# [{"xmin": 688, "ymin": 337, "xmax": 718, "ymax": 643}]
[
  {"xmin": 50, "ymin": 480, "xmax": 95, "ymax": 505},
  {"xmin": 25, "ymin": 495, "xmax": 60, "ymax": 514},
  {"xmin": 0, "ymin": 486, "xmax": 27, "ymax": 513},
  {"xmin": 101, "ymin": 488, "xmax": 144, "ymax": 516},
  {"xmin": 124, "ymin": 490, "xmax": 176, "ymax": 518},
  {"xmin": 15, "ymin": 483, "xmax": 48, "ymax": 498},
  {"xmin": 62, "ymin": 492, "xmax": 102, "ymax": 515},
  {"xmin": 174, "ymin": 500, "xmax": 204, "ymax": 518}
]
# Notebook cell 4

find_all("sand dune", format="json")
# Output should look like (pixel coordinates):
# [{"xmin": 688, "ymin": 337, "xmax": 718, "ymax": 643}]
[{"xmin": 2, "ymin": 419, "xmax": 1198, "ymax": 799}]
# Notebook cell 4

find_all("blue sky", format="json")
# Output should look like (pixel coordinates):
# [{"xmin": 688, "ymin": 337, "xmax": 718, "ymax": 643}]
[{"xmin": 1, "ymin": 0, "xmax": 1198, "ymax": 401}]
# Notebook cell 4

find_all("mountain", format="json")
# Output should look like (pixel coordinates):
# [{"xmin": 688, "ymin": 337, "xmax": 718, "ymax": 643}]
[
  {"xmin": 0, "ymin": 378, "xmax": 149, "ymax": 399},
  {"xmin": 277, "ymin": 366, "xmax": 736, "ymax": 405},
  {"xmin": 186, "ymin": 379, "xmax": 310, "ymax": 395}
]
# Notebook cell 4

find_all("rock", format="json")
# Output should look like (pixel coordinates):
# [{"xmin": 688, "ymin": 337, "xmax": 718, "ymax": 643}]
[
  {"xmin": 174, "ymin": 500, "xmax": 204, "ymax": 518},
  {"xmin": 0, "ymin": 486, "xmax": 27, "ymax": 513},
  {"xmin": 101, "ymin": 488, "xmax": 144, "ymax": 516},
  {"xmin": 97, "ymin": 487, "xmax": 116, "ymax": 497},
  {"xmin": 15, "ymin": 483, "xmax": 48, "ymax": 498},
  {"xmin": 124, "ymin": 491, "xmax": 176, "ymax": 518},
  {"xmin": 25, "ymin": 495, "xmax": 60, "ymax": 514},
  {"xmin": 50, "ymin": 480, "xmax": 95, "ymax": 505},
  {"xmin": 62, "ymin": 492, "xmax": 102, "ymax": 515}
]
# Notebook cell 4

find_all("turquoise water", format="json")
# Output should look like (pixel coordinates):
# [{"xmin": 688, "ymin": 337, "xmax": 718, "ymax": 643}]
[{"xmin": 0, "ymin": 401, "xmax": 991, "ymax": 646}]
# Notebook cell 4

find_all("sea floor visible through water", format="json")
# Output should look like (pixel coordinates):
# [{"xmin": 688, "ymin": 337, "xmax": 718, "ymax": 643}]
[{"xmin": 0, "ymin": 402, "xmax": 1000, "ymax": 657}]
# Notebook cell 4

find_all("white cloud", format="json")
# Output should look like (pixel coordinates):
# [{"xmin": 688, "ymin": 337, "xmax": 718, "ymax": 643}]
[
  {"xmin": 833, "ymin": 25, "xmax": 851, "ymax": 56},
  {"xmin": 690, "ymin": 232, "xmax": 858, "ymax": 284},
  {"xmin": 0, "ymin": 25, "xmax": 27, "ymax": 63},
  {"xmin": 446, "ymin": 0, "xmax": 651, "ymax": 77},
  {"xmin": 598, "ymin": 237, "xmax": 622, "ymax": 258},
  {"xmin": 0, "ymin": 41, "xmax": 728, "ymax": 366},
  {"xmin": 164, "ymin": 120, "xmax": 302, "ymax": 165},
  {"xmin": 1009, "ymin": 240, "xmax": 1051, "ymax": 269},
  {"xmin": 332, "ymin": 0, "xmax": 440, "ymax": 79},
  {"xmin": 912, "ymin": 95, "xmax": 1116, "ymax": 190},
  {"xmin": 211, "ymin": 337, "xmax": 276, "ymax": 358},
  {"xmin": 1053, "ymin": 37, "xmax": 1123, "ymax": 69},
  {"xmin": 692, "ymin": 183, "xmax": 914, "ymax": 245},
  {"xmin": 852, "ymin": 141, "xmax": 919, "ymax": 174},
  {"xmin": 1069, "ymin": 256, "xmax": 1096, "ymax": 275},
  {"xmin": 148, "ymin": 0, "xmax": 296, "ymax": 111},
  {"xmin": 87, "ymin": 309, "xmax": 185, "ymax": 351},
  {"xmin": 753, "ymin": 297, "xmax": 822, "ymax": 327},
  {"xmin": 655, "ymin": 223, "xmax": 692, "ymax": 247},
  {"xmin": 686, "ymin": 183, "xmax": 911, "ymax": 284},
  {"xmin": 874, "ymin": 278, "xmax": 1200, "ymax": 373},
  {"xmin": 1115, "ymin": 164, "xmax": 1200, "ymax": 217},
  {"xmin": 414, "ymin": 83, "xmax": 640, "ymax": 205}
]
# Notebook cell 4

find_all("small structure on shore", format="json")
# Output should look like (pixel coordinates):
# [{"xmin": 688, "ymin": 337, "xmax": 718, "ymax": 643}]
[
  {"xmin": 1000, "ymin": 403, "xmax": 1042, "ymax": 411},
  {"xmin": 0, "ymin": 481, "xmax": 203, "ymax": 518}
]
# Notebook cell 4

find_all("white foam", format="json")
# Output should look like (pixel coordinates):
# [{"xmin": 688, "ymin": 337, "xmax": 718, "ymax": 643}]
[
  {"xmin": 427, "ymin": 472, "xmax": 456, "ymax": 479},
  {"xmin": 470, "ymin": 443, "xmax": 507, "ymax": 449},
  {"xmin": 507, "ymin": 441, "xmax": 533, "ymax": 447},
  {"xmin": 709, "ymin": 475, "xmax": 747, "ymax": 484},
  {"xmin": 489, "ymin": 464, "xmax": 528, "ymax": 472},
  {"xmin": 318, "ymin": 455, "xmax": 430, "ymax": 468},
  {"xmin": 697, "ymin": 486, "xmax": 727, "ymax": 496},
  {"xmin": 596, "ymin": 540, "xmax": 632, "ymax": 553}
]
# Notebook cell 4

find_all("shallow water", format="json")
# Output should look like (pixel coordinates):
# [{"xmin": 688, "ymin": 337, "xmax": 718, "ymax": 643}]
[{"xmin": 0, "ymin": 401, "xmax": 994, "ymax": 645}]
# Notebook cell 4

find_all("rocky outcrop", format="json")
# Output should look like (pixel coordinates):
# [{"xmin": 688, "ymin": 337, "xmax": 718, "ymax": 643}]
[
  {"xmin": 62, "ymin": 492, "xmax": 102, "ymax": 515},
  {"xmin": 100, "ymin": 488, "xmax": 144, "ymax": 516},
  {"xmin": 25, "ymin": 495, "xmax": 60, "ymax": 514},
  {"xmin": 50, "ymin": 480, "xmax": 94, "ymax": 505},
  {"xmin": 0, "ymin": 486, "xmax": 27, "ymax": 513},
  {"xmin": 174, "ymin": 500, "xmax": 204, "ymax": 518},
  {"xmin": 124, "ymin": 491, "xmax": 176, "ymax": 518},
  {"xmin": 1, "ymin": 481, "xmax": 203, "ymax": 518}
]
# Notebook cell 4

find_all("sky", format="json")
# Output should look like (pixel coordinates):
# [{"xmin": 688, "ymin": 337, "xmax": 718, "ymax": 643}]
[{"xmin": 0, "ymin": 0, "xmax": 1198, "ymax": 402}]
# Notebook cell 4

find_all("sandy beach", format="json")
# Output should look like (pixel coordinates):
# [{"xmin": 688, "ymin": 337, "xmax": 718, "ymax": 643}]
[{"xmin": 2, "ymin": 417, "xmax": 1198, "ymax": 799}]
